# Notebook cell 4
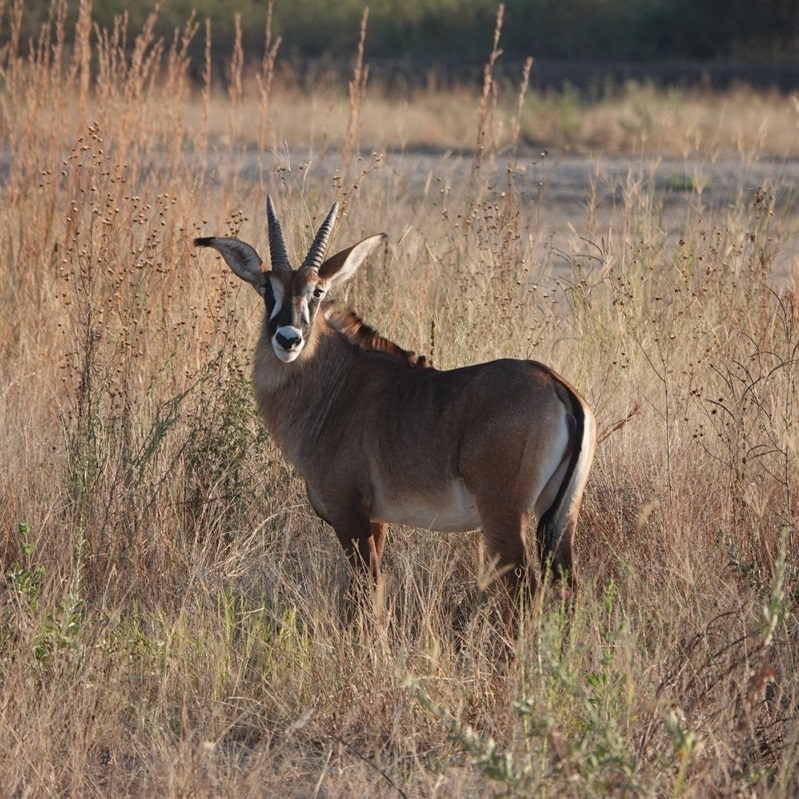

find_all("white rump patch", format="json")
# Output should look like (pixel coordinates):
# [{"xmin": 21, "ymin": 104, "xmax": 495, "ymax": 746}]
[{"xmin": 530, "ymin": 411, "xmax": 572, "ymax": 519}]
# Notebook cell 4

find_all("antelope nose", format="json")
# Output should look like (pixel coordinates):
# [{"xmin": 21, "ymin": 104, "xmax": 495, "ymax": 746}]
[{"xmin": 276, "ymin": 330, "xmax": 301, "ymax": 350}]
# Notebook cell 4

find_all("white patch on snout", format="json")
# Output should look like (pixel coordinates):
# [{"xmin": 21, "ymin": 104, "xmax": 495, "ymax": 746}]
[{"xmin": 272, "ymin": 325, "xmax": 304, "ymax": 363}]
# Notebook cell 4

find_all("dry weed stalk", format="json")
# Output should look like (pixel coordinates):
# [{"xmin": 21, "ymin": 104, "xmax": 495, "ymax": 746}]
[
  {"xmin": 198, "ymin": 17, "xmax": 212, "ymax": 157},
  {"xmin": 341, "ymin": 6, "xmax": 370, "ymax": 177},
  {"xmin": 510, "ymin": 55, "xmax": 534, "ymax": 154},
  {"xmin": 226, "ymin": 12, "xmax": 245, "ymax": 147},
  {"xmin": 256, "ymin": 1, "xmax": 282, "ymax": 158},
  {"xmin": 469, "ymin": 1, "xmax": 503, "ymax": 209}
]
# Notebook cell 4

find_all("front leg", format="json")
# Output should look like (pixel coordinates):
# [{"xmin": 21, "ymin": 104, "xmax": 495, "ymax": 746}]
[
  {"xmin": 370, "ymin": 522, "xmax": 388, "ymax": 565},
  {"xmin": 329, "ymin": 513, "xmax": 384, "ymax": 624},
  {"xmin": 307, "ymin": 484, "xmax": 384, "ymax": 610},
  {"xmin": 332, "ymin": 517, "xmax": 383, "ymax": 584},
  {"xmin": 307, "ymin": 483, "xmax": 380, "ymax": 580}
]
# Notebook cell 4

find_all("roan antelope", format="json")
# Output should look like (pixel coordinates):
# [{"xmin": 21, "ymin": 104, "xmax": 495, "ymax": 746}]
[{"xmin": 195, "ymin": 197, "xmax": 595, "ymax": 605}]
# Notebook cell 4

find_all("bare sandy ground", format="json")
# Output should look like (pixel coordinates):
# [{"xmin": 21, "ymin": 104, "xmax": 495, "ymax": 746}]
[{"xmin": 383, "ymin": 150, "xmax": 798, "ymax": 283}]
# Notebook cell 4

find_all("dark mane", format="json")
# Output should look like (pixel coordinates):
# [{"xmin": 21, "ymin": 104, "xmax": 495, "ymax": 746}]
[{"xmin": 325, "ymin": 306, "xmax": 431, "ymax": 369}]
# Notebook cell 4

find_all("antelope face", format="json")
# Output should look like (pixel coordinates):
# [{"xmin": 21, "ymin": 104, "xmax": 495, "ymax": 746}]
[
  {"xmin": 263, "ymin": 266, "xmax": 327, "ymax": 363},
  {"xmin": 195, "ymin": 195, "xmax": 386, "ymax": 365}
]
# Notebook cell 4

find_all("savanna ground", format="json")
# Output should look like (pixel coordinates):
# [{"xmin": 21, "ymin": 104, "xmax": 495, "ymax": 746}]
[{"xmin": 1, "ymin": 5, "xmax": 799, "ymax": 798}]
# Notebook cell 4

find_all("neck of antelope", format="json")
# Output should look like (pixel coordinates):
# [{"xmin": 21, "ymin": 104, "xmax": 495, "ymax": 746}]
[{"xmin": 252, "ymin": 315, "xmax": 354, "ymax": 468}]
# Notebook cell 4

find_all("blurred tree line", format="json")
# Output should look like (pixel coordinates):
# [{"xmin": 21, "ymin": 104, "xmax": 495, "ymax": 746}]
[{"xmin": 7, "ymin": 0, "xmax": 799, "ymax": 71}]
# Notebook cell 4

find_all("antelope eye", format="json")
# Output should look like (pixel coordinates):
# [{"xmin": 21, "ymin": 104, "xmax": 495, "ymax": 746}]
[{"xmin": 312, "ymin": 287, "xmax": 325, "ymax": 300}]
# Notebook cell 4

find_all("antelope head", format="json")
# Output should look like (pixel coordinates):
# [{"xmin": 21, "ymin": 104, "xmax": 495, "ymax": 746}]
[{"xmin": 195, "ymin": 196, "xmax": 385, "ymax": 363}]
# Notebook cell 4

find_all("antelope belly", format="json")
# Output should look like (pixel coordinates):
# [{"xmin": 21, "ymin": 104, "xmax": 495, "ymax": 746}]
[{"xmin": 371, "ymin": 479, "xmax": 481, "ymax": 532}]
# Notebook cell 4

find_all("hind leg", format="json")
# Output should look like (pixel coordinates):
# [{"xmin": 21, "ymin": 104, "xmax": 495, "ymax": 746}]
[
  {"xmin": 552, "ymin": 522, "xmax": 576, "ymax": 589},
  {"xmin": 477, "ymin": 503, "xmax": 537, "ymax": 605},
  {"xmin": 535, "ymin": 464, "xmax": 580, "ymax": 597},
  {"xmin": 539, "ymin": 516, "xmax": 578, "ymax": 600}
]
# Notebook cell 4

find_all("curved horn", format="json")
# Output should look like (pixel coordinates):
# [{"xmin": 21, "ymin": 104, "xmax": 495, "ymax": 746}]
[
  {"xmin": 302, "ymin": 202, "xmax": 339, "ymax": 271},
  {"xmin": 266, "ymin": 195, "xmax": 291, "ymax": 273}
]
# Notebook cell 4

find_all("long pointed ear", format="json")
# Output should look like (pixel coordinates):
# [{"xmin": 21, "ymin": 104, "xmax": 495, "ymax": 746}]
[
  {"xmin": 194, "ymin": 236, "xmax": 265, "ymax": 291},
  {"xmin": 318, "ymin": 234, "xmax": 386, "ymax": 287}
]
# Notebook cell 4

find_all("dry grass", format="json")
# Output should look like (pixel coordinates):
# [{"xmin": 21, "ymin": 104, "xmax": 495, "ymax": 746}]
[
  {"xmin": 1, "ymin": 5, "xmax": 798, "ymax": 798},
  {"xmin": 192, "ymin": 79, "xmax": 799, "ymax": 160}
]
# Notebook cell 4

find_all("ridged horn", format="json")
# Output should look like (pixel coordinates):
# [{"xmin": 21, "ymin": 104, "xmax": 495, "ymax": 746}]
[
  {"xmin": 302, "ymin": 202, "xmax": 339, "ymax": 271},
  {"xmin": 266, "ymin": 195, "xmax": 291, "ymax": 273}
]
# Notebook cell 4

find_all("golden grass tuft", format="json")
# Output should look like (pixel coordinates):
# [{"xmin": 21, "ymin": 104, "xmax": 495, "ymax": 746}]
[{"xmin": 0, "ymin": 5, "xmax": 797, "ymax": 797}]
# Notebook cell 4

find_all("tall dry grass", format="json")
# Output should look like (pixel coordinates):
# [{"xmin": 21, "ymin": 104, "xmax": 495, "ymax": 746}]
[
  {"xmin": 191, "ymin": 75, "xmax": 799, "ymax": 160},
  {"xmin": 1, "ymin": 4, "xmax": 797, "ymax": 797}
]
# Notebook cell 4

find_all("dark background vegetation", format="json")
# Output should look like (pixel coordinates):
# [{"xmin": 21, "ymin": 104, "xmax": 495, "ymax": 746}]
[{"xmin": 10, "ymin": 0, "xmax": 799, "ymax": 91}]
